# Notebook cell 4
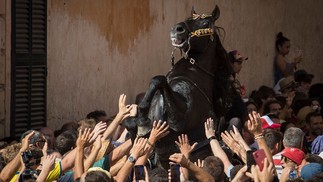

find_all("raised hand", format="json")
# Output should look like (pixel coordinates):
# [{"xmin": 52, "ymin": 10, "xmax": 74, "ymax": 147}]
[
  {"xmin": 254, "ymin": 158, "xmax": 275, "ymax": 182},
  {"xmin": 41, "ymin": 155, "xmax": 56, "ymax": 173},
  {"xmin": 149, "ymin": 120, "xmax": 170, "ymax": 144},
  {"xmin": 221, "ymin": 130, "xmax": 237, "ymax": 149},
  {"xmin": 20, "ymin": 131, "xmax": 35, "ymax": 152},
  {"xmin": 175, "ymin": 134, "xmax": 197, "ymax": 158},
  {"xmin": 204, "ymin": 117, "xmax": 216, "ymax": 139},
  {"xmin": 230, "ymin": 125, "xmax": 244, "ymax": 142},
  {"xmin": 76, "ymin": 128, "xmax": 93, "ymax": 149},
  {"xmin": 169, "ymin": 153, "xmax": 190, "ymax": 168},
  {"xmin": 247, "ymin": 111, "xmax": 263, "ymax": 136},
  {"xmin": 131, "ymin": 137, "xmax": 148, "ymax": 159},
  {"xmin": 231, "ymin": 165, "xmax": 250, "ymax": 182},
  {"xmin": 129, "ymin": 104, "xmax": 138, "ymax": 117},
  {"xmin": 89, "ymin": 121, "xmax": 107, "ymax": 143},
  {"xmin": 118, "ymin": 94, "xmax": 132, "ymax": 119}
]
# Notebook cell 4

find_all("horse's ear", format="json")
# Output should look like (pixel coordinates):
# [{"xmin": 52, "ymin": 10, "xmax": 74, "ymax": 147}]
[
  {"xmin": 191, "ymin": 6, "xmax": 196, "ymax": 16},
  {"xmin": 212, "ymin": 5, "xmax": 220, "ymax": 21}
]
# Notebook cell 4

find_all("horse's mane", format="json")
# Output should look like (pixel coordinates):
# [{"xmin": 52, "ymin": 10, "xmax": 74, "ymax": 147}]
[{"xmin": 212, "ymin": 27, "xmax": 240, "ymax": 117}]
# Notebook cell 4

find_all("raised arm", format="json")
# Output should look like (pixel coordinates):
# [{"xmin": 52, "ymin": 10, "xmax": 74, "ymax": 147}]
[
  {"xmin": 0, "ymin": 131, "xmax": 34, "ymax": 181},
  {"xmin": 102, "ymin": 94, "xmax": 133, "ymax": 140},
  {"xmin": 247, "ymin": 112, "xmax": 274, "ymax": 166},
  {"xmin": 114, "ymin": 137, "xmax": 148, "ymax": 182},
  {"xmin": 169, "ymin": 153, "xmax": 214, "ymax": 182},
  {"xmin": 175, "ymin": 134, "xmax": 197, "ymax": 180},
  {"xmin": 136, "ymin": 120, "xmax": 169, "ymax": 165},
  {"xmin": 84, "ymin": 135, "xmax": 102, "ymax": 171},
  {"xmin": 74, "ymin": 128, "xmax": 92, "ymax": 180},
  {"xmin": 221, "ymin": 130, "xmax": 247, "ymax": 163},
  {"xmin": 205, "ymin": 118, "xmax": 233, "ymax": 177},
  {"xmin": 36, "ymin": 155, "xmax": 56, "ymax": 182}
]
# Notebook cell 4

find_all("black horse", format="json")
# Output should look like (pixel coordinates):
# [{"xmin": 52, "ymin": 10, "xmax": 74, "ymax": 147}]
[{"xmin": 125, "ymin": 5, "xmax": 239, "ymax": 169}]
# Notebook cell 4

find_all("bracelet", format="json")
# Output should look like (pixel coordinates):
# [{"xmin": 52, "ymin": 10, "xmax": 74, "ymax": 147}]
[
  {"xmin": 146, "ymin": 140, "xmax": 154, "ymax": 147},
  {"xmin": 254, "ymin": 134, "xmax": 264, "ymax": 140}
]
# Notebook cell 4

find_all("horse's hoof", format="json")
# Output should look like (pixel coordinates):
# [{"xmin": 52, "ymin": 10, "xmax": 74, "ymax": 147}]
[{"xmin": 137, "ymin": 117, "xmax": 152, "ymax": 137}]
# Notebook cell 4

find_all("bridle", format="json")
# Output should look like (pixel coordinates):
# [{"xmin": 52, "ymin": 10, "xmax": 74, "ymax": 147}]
[{"xmin": 171, "ymin": 13, "xmax": 216, "ymax": 78}]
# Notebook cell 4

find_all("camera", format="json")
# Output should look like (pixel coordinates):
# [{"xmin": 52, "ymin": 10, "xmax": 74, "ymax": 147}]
[
  {"xmin": 21, "ymin": 150, "xmax": 43, "ymax": 167},
  {"xmin": 19, "ymin": 150, "xmax": 43, "ymax": 182}
]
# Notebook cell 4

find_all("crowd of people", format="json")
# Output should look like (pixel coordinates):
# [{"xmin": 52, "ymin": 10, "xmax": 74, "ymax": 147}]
[{"xmin": 0, "ymin": 32, "xmax": 322, "ymax": 182}]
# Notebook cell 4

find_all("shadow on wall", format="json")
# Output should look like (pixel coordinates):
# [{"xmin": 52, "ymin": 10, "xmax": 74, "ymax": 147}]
[{"xmin": 51, "ymin": 0, "xmax": 156, "ymax": 54}]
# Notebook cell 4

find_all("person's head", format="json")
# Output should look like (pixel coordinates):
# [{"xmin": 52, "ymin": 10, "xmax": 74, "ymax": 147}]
[
  {"xmin": 283, "ymin": 127, "xmax": 304, "ymax": 148},
  {"xmin": 20, "ymin": 147, "xmax": 43, "ymax": 170},
  {"xmin": 148, "ymin": 167, "xmax": 168, "ymax": 182},
  {"xmin": 281, "ymin": 148, "xmax": 305, "ymax": 169},
  {"xmin": 280, "ymin": 121, "xmax": 296, "ymax": 134},
  {"xmin": 279, "ymin": 76, "xmax": 296, "ymax": 96},
  {"xmin": 245, "ymin": 100, "xmax": 258, "ymax": 114},
  {"xmin": 263, "ymin": 100, "xmax": 282, "ymax": 116},
  {"xmin": 306, "ymin": 112, "xmax": 323, "ymax": 137},
  {"xmin": 39, "ymin": 127, "xmax": 55, "ymax": 149},
  {"xmin": 296, "ymin": 106, "xmax": 314, "ymax": 129},
  {"xmin": 86, "ymin": 110, "xmax": 107, "ymax": 123},
  {"xmin": 0, "ymin": 143, "xmax": 22, "ymax": 165},
  {"xmin": 82, "ymin": 167, "xmax": 113, "ymax": 182},
  {"xmin": 264, "ymin": 130, "xmax": 283, "ymax": 155},
  {"xmin": 276, "ymin": 32, "xmax": 290, "ymax": 55},
  {"xmin": 309, "ymin": 83, "xmax": 323, "ymax": 99},
  {"xmin": 300, "ymin": 163, "xmax": 323, "ymax": 181},
  {"xmin": 203, "ymin": 156, "xmax": 225, "ymax": 182},
  {"xmin": 21, "ymin": 130, "xmax": 46, "ymax": 149},
  {"xmin": 267, "ymin": 113, "xmax": 280, "ymax": 124},
  {"xmin": 255, "ymin": 85, "xmax": 276, "ymax": 107},
  {"xmin": 78, "ymin": 118, "xmax": 96, "ymax": 130},
  {"xmin": 295, "ymin": 70, "xmax": 314, "ymax": 94},
  {"xmin": 55, "ymin": 122, "xmax": 79, "ymax": 137},
  {"xmin": 298, "ymin": 154, "xmax": 323, "ymax": 174},
  {"xmin": 55, "ymin": 130, "xmax": 77, "ymax": 156},
  {"xmin": 228, "ymin": 50, "xmax": 248, "ymax": 74}
]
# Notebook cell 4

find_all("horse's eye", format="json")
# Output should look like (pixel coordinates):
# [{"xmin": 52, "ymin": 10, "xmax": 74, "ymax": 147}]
[{"xmin": 202, "ymin": 21, "xmax": 209, "ymax": 27}]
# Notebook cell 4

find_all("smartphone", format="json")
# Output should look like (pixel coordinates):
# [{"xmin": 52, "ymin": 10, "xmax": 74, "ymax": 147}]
[
  {"xmin": 253, "ymin": 149, "xmax": 266, "ymax": 171},
  {"xmin": 170, "ymin": 163, "xmax": 180, "ymax": 182},
  {"xmin": 134, "ymin": 165, "xmax": 145, "ymax": 181},
  {"xmin": 246, "ymin": 150, "xmax": 256, "ymax": 171}
]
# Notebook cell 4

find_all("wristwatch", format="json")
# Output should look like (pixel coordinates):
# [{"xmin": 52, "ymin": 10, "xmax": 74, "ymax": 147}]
[
  {"xmin": 208, "ymin": 136, "xmax": 217, "ymax": 142},
  {"xmin": 128, "ymin": 155, "xmax": 136, "ymax": 163}
]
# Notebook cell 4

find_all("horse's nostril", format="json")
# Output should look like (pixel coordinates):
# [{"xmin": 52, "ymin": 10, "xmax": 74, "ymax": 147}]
[{"xmin": 176, "ymin": 26, "xmax": 184, "ymax": 33}]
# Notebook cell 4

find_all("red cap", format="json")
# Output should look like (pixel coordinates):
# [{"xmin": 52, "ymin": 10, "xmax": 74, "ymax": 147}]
[
  {"xmin": 261, "ymin": 115, "xmax": 281, "ymax": 129},
  {"xmin": 281, "ymin": 148, "xmax": 305, "ymax": 165}
]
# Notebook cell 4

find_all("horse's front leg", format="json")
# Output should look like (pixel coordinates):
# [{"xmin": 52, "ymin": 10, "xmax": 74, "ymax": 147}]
[{"xmin": 138, "ymin": 75, "xmax": 167, "ymax": 116}]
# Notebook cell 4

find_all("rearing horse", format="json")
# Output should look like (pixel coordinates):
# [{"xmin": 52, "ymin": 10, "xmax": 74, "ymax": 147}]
[{"xmin": 125, "ymin": 5, "xmax": 238, "ymax": 168}]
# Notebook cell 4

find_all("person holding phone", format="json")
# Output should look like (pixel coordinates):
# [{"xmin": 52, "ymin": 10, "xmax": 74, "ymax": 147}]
[
  {"xmin": 274, "ymin": 32, "xmax": 302, "ymax": 85},
  {"xmin": 279, "ymin": 148, "xmax": 305, "ymax": 181},
  {"xmin": 133, "ymin": 165, "xmax": 149, "ymax": 182}
]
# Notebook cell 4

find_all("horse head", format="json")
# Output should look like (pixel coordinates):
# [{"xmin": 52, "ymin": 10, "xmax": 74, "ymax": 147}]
[{"xmin": 170, "ymin": 5, "xmax": 220, "ymax": 55}]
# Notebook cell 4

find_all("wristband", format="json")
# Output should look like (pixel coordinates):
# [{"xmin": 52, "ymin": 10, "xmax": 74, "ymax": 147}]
[{"xmin": 208, "ymin": 136, "xmax": 217, "ymax": 142}]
